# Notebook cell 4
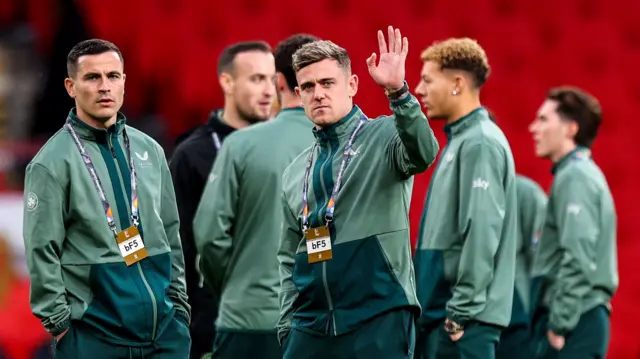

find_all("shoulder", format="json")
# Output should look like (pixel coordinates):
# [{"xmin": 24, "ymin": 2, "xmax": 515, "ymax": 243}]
[
  {"xmin": 516, "ymin": 175, "xmax": 547, "ymax": 200},
  {"xmin": 28, "ymin": 128, "xmax": 71, "ymax": 173},
  {"xmin": 554, "ymin": 159, "xmax": 600, "ymax": 191}
]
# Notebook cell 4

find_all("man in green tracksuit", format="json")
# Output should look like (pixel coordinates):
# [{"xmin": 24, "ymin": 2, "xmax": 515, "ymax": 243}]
[
  {"xmin": 412, "ymin": 38, "xmax": 518, "ymax": 359},
  {"xmin": 528, "ymin": 87, "xmax": 618, "ymax": 359},
  {"xmin": 496, "ymin": 174, "xmax": 548, "ymax": 359},
  {"xmin": 485, "ymin": 112, "xmax": 549, "ymax": 359},
  {"xmin": 278, "ymin": 27, "xmax": 439, "ymax": 359},
  {"xmin": 22, "ymin": 39, "xmax": 190, "ymax": 359},
  {"xmin": 193, "ymin": 33, "xmax": 318, "ymax": 359}
]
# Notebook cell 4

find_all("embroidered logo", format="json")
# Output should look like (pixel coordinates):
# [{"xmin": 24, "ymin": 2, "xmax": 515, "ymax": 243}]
[{"xmin": 26, "ymin": 192, "xmax": 39, "ymax": 212}]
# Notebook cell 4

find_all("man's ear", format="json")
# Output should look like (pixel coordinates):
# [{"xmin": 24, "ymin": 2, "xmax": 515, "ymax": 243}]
[
  {"xmin": 276, "ymin": 72, "xmax": 288, "ymax": 94},
  {"xmin": 219, "ymin": 72, "xmax": 234, "ymax": 96},
  {"xmin": 567, "ymin": 120, "xmax": 579, "ymax": 140},
  {"xmin": 348, "ymin": 74, "xmax": 358, "ymax": 98},
  {"xmin": 64, "ymin": 77, "xmax": 76, "ymax": 98}
]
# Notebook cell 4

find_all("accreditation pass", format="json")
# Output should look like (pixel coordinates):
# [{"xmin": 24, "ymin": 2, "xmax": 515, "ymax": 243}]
[
  {"xmin": 116, "ymin": 226, "xmax": 149, "ymax": 266},
  {"xmin": 306, "ymin": 225, "xmax": 332, "ymax": 264}
]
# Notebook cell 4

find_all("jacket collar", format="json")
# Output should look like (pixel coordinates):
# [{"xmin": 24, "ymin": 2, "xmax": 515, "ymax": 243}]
[
  {"xmin": 443, "ymin": 106, "xmax": 486, "ymax": 140},
  {"xmin": 552, "ymin": 146, "xmax": 591, "ymax": 174},
  {"xmin": 66, "ymin": 108, "xmax": 126, "ymax": 141},
  {"xmin": 313, "ymin": 105, "xmax": 364, "ymax": 143},
  {"xmin": 206, "ymin": 109, "xmax": 241, "ymax": 138}
]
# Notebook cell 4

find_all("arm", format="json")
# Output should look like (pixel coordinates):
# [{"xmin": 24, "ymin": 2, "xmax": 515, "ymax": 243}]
[
  {"xmin": 549, "ymin": 176, "xmax": 598, "ymax": 335},
  {"xmin": 386, "ymin": 91, "xmax": 439, "ymax": 177},
  {"xmin": 447, "ymin": 141, "xmax": 507, "ymax": 325},
  {"xmin": 22, "ymin": 163, "xmax": 70, "ymax": 336},
  {"xmin": 193, "ymin": 141, "xmax": 238, "ymax": 295},
  {"xmin": 160, "ymin": 149, "xmax": 191, "ymax": 322},
  {"xmin": 169, "ymin": 150, "xmax": 203, "ymax": 298},
  {"xmin": 276, "ymin": 187, "xmax": 302, "ymax": 346},
  {"xmin": 521, "ymin": 186, "xmax": 548, "ymax": 274}
]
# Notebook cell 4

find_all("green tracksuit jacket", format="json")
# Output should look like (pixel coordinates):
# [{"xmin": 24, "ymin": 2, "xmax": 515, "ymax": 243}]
[
  {"xmin": 414, "ymin": 107, "xmax": 518, "ymax": 329},
  {"xmin": 23, "ymin": 109, "xmax": 189, "ymax": 345},
  {"xmin": 511, "ymin": 175, "xmax": 547, "ymax": 326},
  {"xmin": 194, "ymin": 107, "xmax": 315, "ymax": 332},
  {"xmin": 531, "ymin": 147, "xmax": 618, "ymax": 335},
  {"xmin": 277, "ymin": 94, "xmax": 439, "ymax": 344}
]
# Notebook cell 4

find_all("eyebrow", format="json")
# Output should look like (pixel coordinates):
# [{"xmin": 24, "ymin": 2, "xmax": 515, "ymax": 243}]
[{"xmin": 300, "ymin": 77, "xmax": 336, "ymax": 87}]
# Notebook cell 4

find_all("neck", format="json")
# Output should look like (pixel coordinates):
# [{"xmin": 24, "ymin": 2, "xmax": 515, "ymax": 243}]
[
  {"xmin": 222, "ymin": 101, "xmax": 251, "ymax": 129},
  {"xmin": 551, "ymin": 142, "xmax": 578, "ymax": 163},
  {"xmin": 446, "ymin": 97, "xmax": 482, "ymax": 125},
  {"xmin": 76, "ymin": 108, "xmax": 117, "ymax": 129},
  {"xmin": 278, "ymin": 90, "xmax": 302, "ymax": 110}
]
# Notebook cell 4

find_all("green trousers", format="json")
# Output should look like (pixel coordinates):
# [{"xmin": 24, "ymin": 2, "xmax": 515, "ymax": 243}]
[
  {"xmin": 54, "ymin": 314, "xmax": 191, "ymax": 359},
  {"xmin": 530, "ymin": 305, "xmax": 609, "ymax": 359},
  {"xmin": 283, "ymin": 309, "xmax": 415, "ymax": 359},
  {"xmin": 416, "ymin": 322, "xmax": 502, "ymax": 359},
  {"xmin": 211, "ymin": 330, "xmax": 281, "ymax": 359},
  {"xmin": 496, "ymin": 324, "xmax": 530, "ymax": 359}
]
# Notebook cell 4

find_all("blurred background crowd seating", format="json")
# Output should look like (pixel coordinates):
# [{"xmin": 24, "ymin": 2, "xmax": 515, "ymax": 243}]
[{"xmin": 0, "ymin": 0, "xmax": 638, "ymax": 357}]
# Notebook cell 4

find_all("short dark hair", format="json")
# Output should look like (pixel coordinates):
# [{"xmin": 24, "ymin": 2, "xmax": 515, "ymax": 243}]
[
  {"xmin": 421, "ymin": 38, "xmax": 491, "ymax": 88},
  {"xmin": 217, "ymin": 41, "xmax": 272, "ymax": 76},
  {"xmin": 292, "ymin": 40, "xmax": 351, "ymax": 73},
  {"xmin": 548, "ymin": 86, "xmax": 602, "ymax": 148},
  {"xmin": 67, "ymin": 39, "xmax": 123, "ymax": 78},
  {"xmin": 274, "ymin": 34, "xmax": 320, "ymax": 91}
]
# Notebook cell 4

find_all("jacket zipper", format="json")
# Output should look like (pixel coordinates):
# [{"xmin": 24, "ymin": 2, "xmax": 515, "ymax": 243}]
[
  {"xmin": 108, "ymin": 133, "xmax": 158, "ymax": 340},
  {"xmin": 318, "ymin": 143, "xmax": 337, "ymax": 336}
]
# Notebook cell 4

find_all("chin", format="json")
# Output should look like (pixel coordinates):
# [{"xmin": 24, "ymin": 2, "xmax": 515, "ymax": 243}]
[{"xmin": 311, "ymin": 115, "xmax": 338, "ymax": 127}]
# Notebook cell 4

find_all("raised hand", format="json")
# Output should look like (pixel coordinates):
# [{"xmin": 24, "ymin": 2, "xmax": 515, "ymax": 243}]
[{"xmin": 366, "ymin": 26, "xmax": 408, "ymax": 91}]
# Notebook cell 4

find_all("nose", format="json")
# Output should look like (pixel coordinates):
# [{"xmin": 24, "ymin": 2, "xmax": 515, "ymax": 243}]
[
  {"xmin": 98, "ymin": 75, "xmax": 111, "ymax": 93},
  {"xmin": 414, "ymin": 82, "xmax": 424, "ymax": 96},
  {"xmin": 313, "ymin": 84, "xmax": 326, "ymax": 101},
  {"xmin": 528, "ymin": 121, "xmax": 537, "ymax": 133}
]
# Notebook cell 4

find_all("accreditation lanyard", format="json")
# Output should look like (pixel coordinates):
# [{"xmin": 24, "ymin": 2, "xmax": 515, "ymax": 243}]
[
  {"xmin": 66, "ymin": 122, "xmax": 140, "ymax": 237},
  {"xmin": 300, "ymin": 116, "xmax": 366, "ymax": 231}
]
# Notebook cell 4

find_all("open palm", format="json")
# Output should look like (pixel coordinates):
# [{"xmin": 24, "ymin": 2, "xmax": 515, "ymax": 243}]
[{"xmin": 366, "ymin": 26, "xmax": 408, "ymax": 90}]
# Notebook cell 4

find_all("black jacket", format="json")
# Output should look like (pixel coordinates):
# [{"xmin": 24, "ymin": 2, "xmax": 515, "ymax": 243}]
[{"xmin": 168, "ymin": 110, "xmax": 236, "ymax": 329}]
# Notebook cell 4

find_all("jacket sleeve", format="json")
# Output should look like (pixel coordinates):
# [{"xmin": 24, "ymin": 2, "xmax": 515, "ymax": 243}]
[
  {"xmin": 549, "ymin": 174, "xmax": 598, "ymax": 335},
  {"xmin": 22, "ymin": 163, "xmax": 70, "ymax": 336},
  {"xmin": 193, "ymin": 140, "xmax": 238, "ymax": 295},
  {"xmin": 447, "ymin": 141, "xmax": 507, "ymax": 325},
  {"xmin": 520, "ymin": 185, "xmax": 548, "ymax": 274},
  {"xmin": 169, "ymin": 149, "xmax": 203, "ymax": 298},
  {"xmin": 159, "ymin": 148, "xmax": 191, "ymax": 322},
  {"xmin": 385, "ymin": 93, "xmax": 439, "ymax": 177},
  {"xmin": 277, "ymin": 187, "xmax": 302, "ymax": 346}
]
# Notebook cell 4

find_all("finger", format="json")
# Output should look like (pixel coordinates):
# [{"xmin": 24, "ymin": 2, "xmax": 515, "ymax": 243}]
[
  {"xmin": 387, "ymin": 26, "xmax": 395, "ymax": 54},
  {"xmin": 377, "ymin": 30, "xmax": 387, "ymax": 54},
  {"xmin": 366, "ymin": 53, "xmax": 377, "ymax": 70},
  {"xmin": 401, "ymin": 37, "xmax": 409, "ymax": 57},
  {"xmin": 394, "ymin": 28, "xmax": 402, "ymax": 53}
]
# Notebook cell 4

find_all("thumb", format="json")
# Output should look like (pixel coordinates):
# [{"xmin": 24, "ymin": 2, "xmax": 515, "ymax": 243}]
[{"xmin": 366, "ymin": 53, "xmax": 377, "ymax": 70}]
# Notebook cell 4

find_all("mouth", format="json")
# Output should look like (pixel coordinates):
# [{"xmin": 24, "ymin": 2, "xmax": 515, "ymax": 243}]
[
  {"xmin": 313, "ymin": 105, "xmax": 330, "ymax": 112},
  {"xmin": 97, "ymin": 98, "xmax": 114, "ymax": 105}
]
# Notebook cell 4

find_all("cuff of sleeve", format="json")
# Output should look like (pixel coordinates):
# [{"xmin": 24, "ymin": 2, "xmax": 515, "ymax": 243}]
[
  {"xmin": 390, "ymin": 93, "xmax": 414, "ymax": 107},
  {"xmin": 175, "ymin": 307, "xmax": 191, "ymax": 325},
  {"xmin": 446, "ymin": 310, "xmax": 469, "ymax": 327},
  {"xmin": 548, "ymin": 321, "xmax": 569, "ymax": 336},
  {"xmin": 49, "ymin": 317, "xmax": 71, "ymax": 336}
]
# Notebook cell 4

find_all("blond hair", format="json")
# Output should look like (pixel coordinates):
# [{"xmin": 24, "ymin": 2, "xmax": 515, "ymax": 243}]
[{"xmin": 421, "ymin": 38, "xmax": 491, "ymax": 87}]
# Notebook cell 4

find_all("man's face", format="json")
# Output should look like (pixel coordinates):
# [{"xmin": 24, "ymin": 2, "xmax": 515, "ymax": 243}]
[
  {"xmin": 414, "ymin": 60, "xmax": 455, "ymax": 120},
  {"xmin": 228, "ymin": 51, "xmax": 276, "ymax": 122},
  {"xmin": 65, "ymin": 51, "xmax": 125, "ymax": 124},
  {"xmin": 295, "ymin": 59, "xmax": 357, "ymax": 127},
  {"xmin": 529, "ymin": 99, "xmax": 576, "ymax": 159}
]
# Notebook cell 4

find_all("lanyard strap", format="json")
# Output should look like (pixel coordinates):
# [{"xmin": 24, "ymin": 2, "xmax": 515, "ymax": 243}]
[
  {"xmin": 301, "ymin": 116, "xmax": 366, "ymax": 231},
  {"xmin": 66, "ymin": 122, "xmax": 140, "ymax": 237},
  {"xmin": 211, "ymin": 132, "xmax": 221, "ymax": 151}
]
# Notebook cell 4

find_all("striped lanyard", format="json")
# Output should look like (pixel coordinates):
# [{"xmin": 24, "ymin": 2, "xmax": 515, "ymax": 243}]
[
  {"xmin": 300, "ymin": 116, "xmax": 366, "ymax": 231},
  {"xmin": 66, "ymin": 121, "xmax": 140, "ymax": 237}
]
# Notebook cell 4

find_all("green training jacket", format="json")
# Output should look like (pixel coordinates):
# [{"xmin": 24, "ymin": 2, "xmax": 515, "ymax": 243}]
[
  {"xmin": 194, "ymin": 107, "xmax": 315, "ymax": 332},
  {"xmin": 531, "ymin": 147, "xmax": 618, "ymax": 335},
  {"xmin": 23, "ymin": 109, "xmax": 189, "ymax": 346},
  {"xmin": 414, "ymin": 107, "xmax": 518, "ymax": 329},
  {"xmin": 511, "ymin": 174, "xmax": 547, "ymax": 326},
  {"xmin": 277, "ymin": 93, "xmax": 439, "ymax": 344}
]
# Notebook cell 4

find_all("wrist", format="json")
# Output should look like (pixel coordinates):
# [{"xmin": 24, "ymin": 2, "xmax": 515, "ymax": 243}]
[
  {"xmin": 444, "ymin": 318, "xmax": 464, "ymax": 334},
  {"xmin": 385, "ymin": 81, "xmax": 409, "ymax": 100}
]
